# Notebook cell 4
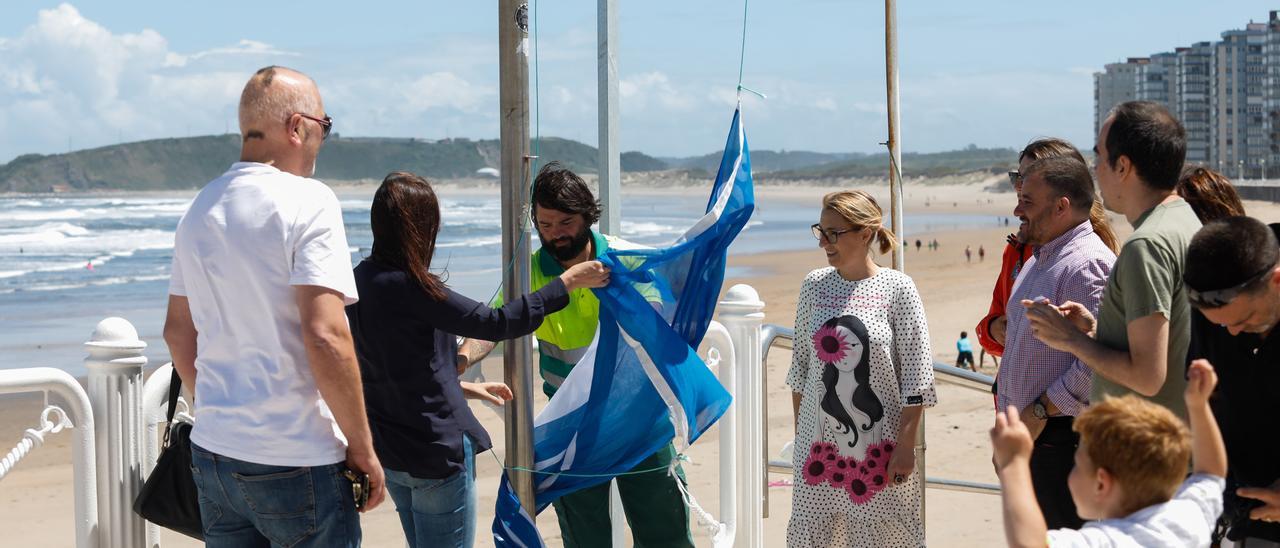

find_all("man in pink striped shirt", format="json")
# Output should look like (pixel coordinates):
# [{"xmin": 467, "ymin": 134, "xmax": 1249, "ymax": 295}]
[{"xmin": 999, "ymin": 155, "xmax": 1116, "ymax": 529}]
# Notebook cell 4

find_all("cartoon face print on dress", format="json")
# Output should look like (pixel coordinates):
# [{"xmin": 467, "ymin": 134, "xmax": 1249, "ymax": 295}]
[{"xmin": 814, "ymin": 314, "xmax": 883, "ymax": 452}]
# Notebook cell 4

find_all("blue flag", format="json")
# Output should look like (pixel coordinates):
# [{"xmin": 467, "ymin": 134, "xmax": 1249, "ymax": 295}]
[{"xmin": 493, "ymin": 108, "xmax": 754, "ymax": 547}]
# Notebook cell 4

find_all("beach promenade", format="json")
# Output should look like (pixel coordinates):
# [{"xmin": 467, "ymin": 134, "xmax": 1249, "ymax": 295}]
[{"xmin": 5, "ymin": 179, "xmax": 1280, "ymax": 546}]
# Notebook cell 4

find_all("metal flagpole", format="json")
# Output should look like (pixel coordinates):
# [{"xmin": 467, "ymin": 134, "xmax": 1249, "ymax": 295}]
[
  {"xmin": 499, "ymin": 0, "xmax": 537, "ymax": 513},
  {"xmin": 596, "ymin": 0, "xmax": 628, "ymax": 544},
  {"xmin": 884, "ymin": 0, "xmax": 926, "ymax": 534},
  {"xmin": 598, "ymin": 0, "xmax": 621, "ymax": 235}
]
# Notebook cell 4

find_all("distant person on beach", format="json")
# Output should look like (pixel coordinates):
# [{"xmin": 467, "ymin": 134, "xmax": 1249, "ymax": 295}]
[
  {"xmin": 991, "ymin": 361, "xmax": 1227, "ymax": 547},
  {"xmin": 1025, "ymin": 101, "xmax": 1201, "ymax": 420},
  {"xmin": 915, "ymin": 239, "xmax": 922, "ymax": 252},
  {"xmin": 978, "ymin": 245, "xmax": 985, "ymax": 262},
  {"xmin": 164, "ymin": 65, "xmax": 385, "ymax": 545},
  {"xmin": 789, "ymin": 190, "xmax": 936, "ymax": 546},
  {"xmin": 344, "ymin": 172, "xmax": 608, "ymax": 547},
  {"xmin": 974, "ymin": 138, "xmax": 1119, "ymax": 369},
  {"xmin": 1183, "ymin": 217, "xmax": 1280, "ymax": 544},
  {"xmin": 1177, "ymin": 166, "xmax": 1246, "ymax": 223},
  {"xmin": 998, "ymin": 155, "xmax": 1116, "ymax": 530},
  {"xmin": 956, "ymin": 331, "xmax": 976, "ymax": 371},
  {"xmin": 965, "ymin": 245, "xmax": 972, "ymax": 263},
  {"xmin": 469, "ymin": 162, "xmax": 693, "ymax": 547}
]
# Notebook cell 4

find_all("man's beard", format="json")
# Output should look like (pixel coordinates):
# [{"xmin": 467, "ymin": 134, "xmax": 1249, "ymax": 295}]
[{"xmin": 540, "ymin": 227, "xmax": 592, "ymax": 262}]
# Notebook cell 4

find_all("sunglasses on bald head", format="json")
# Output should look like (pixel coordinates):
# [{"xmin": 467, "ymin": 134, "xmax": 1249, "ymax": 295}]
[
  {"xmin": 295, "ymin": 113, "xmax": 333, "ymax": 141},
  {"xmin": 1186, "ymin": 266, "xmax": 1275, "ymax": 308}
]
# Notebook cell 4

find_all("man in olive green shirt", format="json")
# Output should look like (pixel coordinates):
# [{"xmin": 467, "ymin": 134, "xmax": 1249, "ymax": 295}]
[{"xmin": 1025, "ymin": 101, "xmax": 1199, "ymax": 419}]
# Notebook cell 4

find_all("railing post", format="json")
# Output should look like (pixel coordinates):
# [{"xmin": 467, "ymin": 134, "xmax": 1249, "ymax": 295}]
[
  {"xmin": 718, "ymin": 284, "xmax": 764, "ymax": 548},
  {"xmin": 86, "ymin": 317, "xmax": 148, "ymax": 548}
]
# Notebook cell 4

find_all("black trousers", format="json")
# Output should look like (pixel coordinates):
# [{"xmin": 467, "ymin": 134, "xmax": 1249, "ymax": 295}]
[{"xmin": 1030, "ymin": 416, "xmax": 1085, "ymax": 530}]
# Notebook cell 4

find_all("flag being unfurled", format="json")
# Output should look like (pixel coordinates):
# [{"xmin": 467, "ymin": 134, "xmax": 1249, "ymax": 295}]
[{"xmin": 493, "ymin": 108, "xmax": 755, "ymax": 547}]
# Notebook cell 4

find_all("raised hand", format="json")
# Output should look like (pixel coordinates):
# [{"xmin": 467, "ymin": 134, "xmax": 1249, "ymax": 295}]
[
  {"xmin": 990, "ymin": 405, "xmax": 1034, "ymax": 471},
  {"xmin": 1184, "ymin": 359, "xmax": 1218, "ymax": 408},
  {"xmin": 560, "ymin": 260, "xmax": 611, "ymax": 290}
]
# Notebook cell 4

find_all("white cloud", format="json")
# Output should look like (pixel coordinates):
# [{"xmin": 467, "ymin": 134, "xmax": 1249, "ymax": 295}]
[
  {"xmin": 619, "ymin": 71, "xmax": 696, "ymax": 112},
  {"xmin": 0, "ymin": 3, "xmax": 305, "ymax": 162}
]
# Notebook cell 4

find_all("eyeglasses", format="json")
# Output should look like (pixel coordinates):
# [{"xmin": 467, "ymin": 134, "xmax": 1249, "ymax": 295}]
[
  {"xmin": 295, "ymin": 113, "xmax": 333, "ymax": 141},
  {"xmin": 811, "ymin": 223, "xmax": 858, "ymax": 243},
  {"xmin": 1186, "ymin": 265, "xmax": 1274, "ymax": 308},
  {"xmin": 1007, "ymin": 170, "xmax": 1023, "ymax": 189}
]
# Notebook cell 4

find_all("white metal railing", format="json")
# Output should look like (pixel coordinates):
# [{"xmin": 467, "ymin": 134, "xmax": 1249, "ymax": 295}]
[
  {"xmin": 0, "ymin": 366, "xmax": 98, "ymax": 548},
  {"xmin": 139, "ymin": 363, "xmax": 193, "ymax": 548}
]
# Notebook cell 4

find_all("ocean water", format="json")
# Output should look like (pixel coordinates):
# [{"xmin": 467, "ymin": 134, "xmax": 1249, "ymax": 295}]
[{"xmin": 0, "ymin": 190, "xmax": 1013, "ymax": 375}]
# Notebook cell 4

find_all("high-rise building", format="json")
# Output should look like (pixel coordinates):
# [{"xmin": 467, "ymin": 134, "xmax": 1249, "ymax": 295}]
[
  {"xmin": 1266, "ymin": 11, "xmax": 1280, "ymax": 178},
  {"xmin": 1095, "ymin": 10, "xmax": 1280, "ymax": 179},
  {"xmin": 1137, "ymin": 52, "xmax": 1179, "ymax": 111},
  {"xmin": 1214, "ymin": 23, "xmax": 1268, "ymax": 178},
  {"xmin": 1094, "ymin": 58, "xmax": 1146, "ymax": 138},
  {"xmin": 1178, "ymin": 43, "xmax": 1214, "ymax": 165}
]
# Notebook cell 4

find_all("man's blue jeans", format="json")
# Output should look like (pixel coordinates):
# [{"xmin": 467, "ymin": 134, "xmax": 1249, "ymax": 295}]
[
  {"xmin": 384, "ymin": 435, "xmax": 476, "ymax": 548},
  {"xmin": 190, "ymin": 443, "xmax": 361, "ymax": 547}
]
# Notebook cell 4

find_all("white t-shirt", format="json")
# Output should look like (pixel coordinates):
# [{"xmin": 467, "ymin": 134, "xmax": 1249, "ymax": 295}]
[
  {"xmin": 169, "ymin": 162, "xmax": 358, "ymax": 466},
  {"xmin": 1047, "ymin": 474, "xmax": 1225, "ymax": 548}
]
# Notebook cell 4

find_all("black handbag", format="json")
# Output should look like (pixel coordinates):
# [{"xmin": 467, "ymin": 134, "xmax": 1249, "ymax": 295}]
[{"xmin": 133, "ymin": 369, "xmax": 204, "ymax": 540}]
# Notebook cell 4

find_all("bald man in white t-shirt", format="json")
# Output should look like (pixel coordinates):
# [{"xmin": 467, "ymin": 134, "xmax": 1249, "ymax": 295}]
[{"xmin": 164, "ymin": 66, "xmax": 384, "ymax": 546}]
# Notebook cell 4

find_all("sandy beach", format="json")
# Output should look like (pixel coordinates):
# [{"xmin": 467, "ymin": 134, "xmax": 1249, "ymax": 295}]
[{"xmin": 5, "ymin": 178, "xmax": 1280, "ymax": 547}]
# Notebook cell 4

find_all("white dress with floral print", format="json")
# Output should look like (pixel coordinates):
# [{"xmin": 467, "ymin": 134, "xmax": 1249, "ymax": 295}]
[{"xmin": 786, "ymin": 267, "xmax": 938, "ymax": 548}]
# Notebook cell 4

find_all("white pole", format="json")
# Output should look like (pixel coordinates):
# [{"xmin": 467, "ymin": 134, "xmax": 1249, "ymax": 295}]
[
  {"xmin": 719, "ymin": 284, "xmax": 765, "ymax": 548},
  {"xmin": 597, "ymin": 1, "xmax": 627, "ymax": 543},
  {"xmin": 706, "ymin": 321, "xmax": 738, "ymax": 545},
  {"xmin": 598, "ymin": 0, "xmax": 622, "ymax": 236},
  {"xmin": 85, "ymin": 317, "xmax": 148, "ymax": 548}
]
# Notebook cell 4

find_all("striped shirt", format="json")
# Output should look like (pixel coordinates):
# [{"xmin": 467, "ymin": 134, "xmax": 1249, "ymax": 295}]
[{"xmin": 998, "ymin": 220, "xmax": 1116, "ymax": 416}]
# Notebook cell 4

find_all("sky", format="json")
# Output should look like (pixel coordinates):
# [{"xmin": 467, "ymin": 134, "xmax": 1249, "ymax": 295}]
[{"xmin": 0, "ymin": 1, "xmax": 1271, "ymax": 164}]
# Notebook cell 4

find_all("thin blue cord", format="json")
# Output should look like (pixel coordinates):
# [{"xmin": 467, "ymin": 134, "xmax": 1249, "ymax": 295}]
[{"xmin": 737, "ymin": 0, "xmax": 749, "ymax": 89}]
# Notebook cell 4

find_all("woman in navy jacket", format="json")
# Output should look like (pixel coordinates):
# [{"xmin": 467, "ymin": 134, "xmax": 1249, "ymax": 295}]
[{"xmin": 345, "ymin": 171, "xmax": 609, "ymax": 548}]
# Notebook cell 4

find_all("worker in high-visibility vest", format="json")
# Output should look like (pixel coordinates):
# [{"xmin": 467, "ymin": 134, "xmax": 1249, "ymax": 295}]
[{"xmin": 468, "ymin": 162, "xmax": 693, "ymax": 547}]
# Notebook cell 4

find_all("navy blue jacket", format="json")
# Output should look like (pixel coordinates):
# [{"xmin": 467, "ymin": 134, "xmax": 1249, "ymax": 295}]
[{"xmin": 346, "ymin": 259, "xmax": 569, "ymax": 479}]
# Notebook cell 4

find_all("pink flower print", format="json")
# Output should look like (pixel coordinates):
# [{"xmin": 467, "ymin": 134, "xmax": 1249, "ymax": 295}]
[
  {"xmin": 844, "ymin": 465, "xmax": 876, "ymax": 505},
  {"xmin": 802, "ymin": 442, "xmax": 838, "ymax": 485},
  {"xmin": 827, "ymin": 456, "xmax": 855, "ymax": 490},
  {"xmin": 812, "ymin": 324, "xmax": 850, "ymax": 363}
]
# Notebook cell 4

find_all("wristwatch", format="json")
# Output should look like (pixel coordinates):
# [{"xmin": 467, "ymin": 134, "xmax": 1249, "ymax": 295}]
[{"xmin": 1031, "ymin": 398, "xmax": 1049, "ymax": 420}]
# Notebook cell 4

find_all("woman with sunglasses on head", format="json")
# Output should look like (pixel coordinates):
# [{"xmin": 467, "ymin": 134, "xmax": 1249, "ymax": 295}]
[
  {"xmin": 786, "ymin": 190, "xmax": 937, "ymax": 547},
  {"xmin": 975, "ymin": 138, "xmax": 1119, "ymax": 370},
  {"xmin": 345, "ymin": 171, "xmax": 609, "ymax": 548}
]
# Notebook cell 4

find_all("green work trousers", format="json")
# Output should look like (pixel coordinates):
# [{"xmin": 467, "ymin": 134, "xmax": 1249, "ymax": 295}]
[{"xmin": 552, "ymin": 444, "xmax": 695, "ymax": 548}]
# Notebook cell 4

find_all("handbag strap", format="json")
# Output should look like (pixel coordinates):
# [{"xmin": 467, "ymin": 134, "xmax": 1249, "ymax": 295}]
[{"xmin": 161, "ymin": 368, "xmax": 182, "ymax": 448}]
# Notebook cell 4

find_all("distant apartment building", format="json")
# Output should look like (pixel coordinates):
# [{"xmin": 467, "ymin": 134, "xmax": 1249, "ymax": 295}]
[
  {"xmin": 1267, "ymin": 11, "xmax": 1280, "ymax": 178},
  {"xmin": 1094, "ymin": 58, "xmax": 1144, "ymax": 137},
  {"xmin": 1179, "ymin": 42, "xmax": 1215, "ymax": 166},
  {"xmin": 1137, "ymin": 52, "xmax": 1179, "ymax": 109},
  {"xmin": 1214, "ymin": 23, "xmax": 1268, "ymax": 178},
  {"xmin": 1094, "ymin": 10, "xmax": 1280, "ymax": 178}
]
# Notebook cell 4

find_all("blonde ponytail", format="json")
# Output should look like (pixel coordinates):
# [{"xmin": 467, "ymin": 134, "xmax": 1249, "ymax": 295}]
[{"xmin": 822, "ymin": 190, "xmax": 895, "ymax": 256}]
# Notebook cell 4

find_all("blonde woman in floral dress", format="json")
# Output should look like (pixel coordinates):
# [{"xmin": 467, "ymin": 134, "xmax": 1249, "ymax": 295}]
[{"xmin": 786, "ymin": 190, "xmax": 937, "ymax": 547}]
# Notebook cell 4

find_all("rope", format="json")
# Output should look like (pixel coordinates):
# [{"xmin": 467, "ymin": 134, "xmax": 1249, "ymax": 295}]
[
  {"xmin": 489, "ymin": 446, "xmax": 691, "ymax": 478},
  {"xmin": 0, "ymin": 406, "xmax": 72, "ymax": 480},
  {"xmin": 735, "ymin": 0, "xmax": 766, "ymax": 101}
]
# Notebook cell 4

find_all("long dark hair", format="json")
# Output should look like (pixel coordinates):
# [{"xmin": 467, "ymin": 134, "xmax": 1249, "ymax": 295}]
[
  {"xmin": 369, "ymin": 171, "xmax": 447, "ymax": 300},
  {"xmin": 819, "ymin": 315, "xmax": 884, "ymax": 449}
]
